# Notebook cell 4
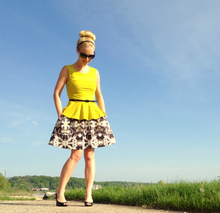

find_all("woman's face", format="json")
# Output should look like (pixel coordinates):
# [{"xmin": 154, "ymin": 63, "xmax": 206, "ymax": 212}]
[{"xmin": 77, "ymin": 45, "xmax": 95, "ymax": 66}]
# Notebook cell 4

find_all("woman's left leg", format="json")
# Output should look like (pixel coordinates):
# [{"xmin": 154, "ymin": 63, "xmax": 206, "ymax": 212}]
[{"xmin": 84, "ymin": 148, "xmax": 95, "ymax": 203}]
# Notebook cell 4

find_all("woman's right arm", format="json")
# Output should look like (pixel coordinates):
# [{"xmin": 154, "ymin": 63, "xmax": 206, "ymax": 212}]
[{"xmin": 53, "ymin": 66, "xmax": 69, "ymax": 117}]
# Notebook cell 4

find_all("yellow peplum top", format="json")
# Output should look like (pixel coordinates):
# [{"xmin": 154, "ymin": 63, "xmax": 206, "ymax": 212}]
[{"xmin": 62, "ymin": 65, "xmax": 106, "ymax": 120}]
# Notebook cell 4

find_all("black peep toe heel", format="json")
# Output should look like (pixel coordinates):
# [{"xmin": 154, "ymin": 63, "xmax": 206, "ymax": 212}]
[
  {"xmin": 84, "ymin": 195, "xmax": 93, "ymax": 207},
  {"xmin": 55, "ymin": 193, "xmax": 68, "ymax": 207},
  {"xmin": 84, "ymin": 201, "xmax": 93, "ymax": 207}
]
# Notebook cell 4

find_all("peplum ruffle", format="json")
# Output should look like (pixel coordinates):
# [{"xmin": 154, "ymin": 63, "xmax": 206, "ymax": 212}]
[{"xmin": 62, "ymin": 101, "xmax": 106, "ymax": 120}]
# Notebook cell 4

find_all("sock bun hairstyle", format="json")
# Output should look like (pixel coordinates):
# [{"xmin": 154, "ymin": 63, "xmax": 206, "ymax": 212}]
[{"xmin": 77, "ymin": 30, "xmax": 96, "ymax": 49}]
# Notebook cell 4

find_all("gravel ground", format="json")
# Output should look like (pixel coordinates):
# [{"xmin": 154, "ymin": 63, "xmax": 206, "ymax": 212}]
[{"xmin": 0, "ymin": 200, "xmax": 185, "ymax": 213}]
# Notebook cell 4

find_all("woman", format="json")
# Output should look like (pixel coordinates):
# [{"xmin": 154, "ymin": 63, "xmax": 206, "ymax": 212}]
[{"xmin": 49, "ymin": 30, "xmax": 116, "ymax": 207}]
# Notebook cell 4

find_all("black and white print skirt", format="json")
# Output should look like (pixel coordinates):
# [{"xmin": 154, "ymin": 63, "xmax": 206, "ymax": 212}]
[{"xmin": 49, "ymin": 114, "xmax": 116, "ymax": 150}]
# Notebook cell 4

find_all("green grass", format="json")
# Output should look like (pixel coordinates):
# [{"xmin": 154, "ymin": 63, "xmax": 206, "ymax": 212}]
[
  {"xmin": 0, "ymin": 190, "xmax": 36, "ymax": 201},
  {"xmin": 0, "ymin": 196, "xmax": 35, "ymax": 201},
  {"xmin": 65, "ymin": 180, "xmax": 220, "ymax": 212}
]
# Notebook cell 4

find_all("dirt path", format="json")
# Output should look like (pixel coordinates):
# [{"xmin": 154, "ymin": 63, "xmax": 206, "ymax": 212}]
[{"xmin": 0, "ymin": 200, "xmax": 185, "ymax": 213}]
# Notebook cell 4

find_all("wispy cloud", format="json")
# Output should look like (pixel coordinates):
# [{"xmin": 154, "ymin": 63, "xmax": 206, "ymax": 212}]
[
  {"xmin": 0, "ymin": 100, "xmax": 50, "ymax": 128},
  {"xmin": 0, "ymin": 137, "xmax": 14, "ymax": 143},
  {"xmin": 32, "ymin": 121, "xmax": 39, "ymax": 126},
  {"xmin": 120, "ymin": 1, "xmax": 220, "ymax": 80},
  {"xmin": 110, "ymin": 1, "xmax": 220, "ymax": 104},
  {"xmin": 33, "ymin": 141, "xmax": 44, "ymax": 146},
  {"xmin": 26, "ymin": 117, "xmax": 39, "ymax": 126}
]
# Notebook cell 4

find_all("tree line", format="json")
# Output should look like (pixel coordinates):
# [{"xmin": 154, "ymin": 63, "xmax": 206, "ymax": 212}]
[
  {"xmin": 8, "ymin": 175, "xmax": 86, "ymax": 191},
  {"xmin": 0, "ymin": 173, "xmax": 145, "ymax": 192}
]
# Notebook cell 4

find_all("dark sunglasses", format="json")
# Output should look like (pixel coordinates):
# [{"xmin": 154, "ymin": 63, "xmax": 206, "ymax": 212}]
[{"xmin": 77, "ymin": 48, "xmax": 95, "ymax": 59}]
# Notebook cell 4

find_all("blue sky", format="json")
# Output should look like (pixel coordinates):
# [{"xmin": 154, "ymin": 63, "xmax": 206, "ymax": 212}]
[{"xmin": 0, "ymin": 0, "xmax": 219, "ymax": 183}]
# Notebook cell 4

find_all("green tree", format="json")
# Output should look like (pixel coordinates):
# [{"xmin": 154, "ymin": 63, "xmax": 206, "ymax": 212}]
[{"xmin": 0, "ymin": 173, "xmax": 11, "ymax": 191}]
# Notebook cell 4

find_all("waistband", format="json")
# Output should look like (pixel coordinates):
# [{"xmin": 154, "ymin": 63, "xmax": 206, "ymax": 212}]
[{"xmin": 69, "ymin": 99, "xmax": 97, "ymax": 103}]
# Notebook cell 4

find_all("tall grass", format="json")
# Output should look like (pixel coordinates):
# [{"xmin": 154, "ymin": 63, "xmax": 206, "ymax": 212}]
[{"xmin": 65, "ymin": 180, "xmax": 220, "ymax": 212}]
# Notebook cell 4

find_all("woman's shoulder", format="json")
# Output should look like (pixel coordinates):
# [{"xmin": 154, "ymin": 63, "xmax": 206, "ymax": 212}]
[
  {"xmin": 89, "ymin": 66, "xmax": 97, "ymax": 72},
  {"xmin": 64, "ymin": 64, "xmax": 77, "ymax": 75},
  {"xmin": 65, "ymin": 64, "xmax": 73, "ymax": 70},
  {"xmin": 89, "ymin": 66, "xmax": 98, "ymax": 76}
]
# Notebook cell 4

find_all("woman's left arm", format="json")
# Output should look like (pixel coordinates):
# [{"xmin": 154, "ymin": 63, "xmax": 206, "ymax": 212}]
[{"xmin": 95, "ymin": 70, "xmax": 106, "ymax": 113}]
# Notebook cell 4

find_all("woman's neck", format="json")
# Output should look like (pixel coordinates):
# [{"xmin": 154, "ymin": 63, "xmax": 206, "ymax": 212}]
[{"xmin": 73, "ymin": 61, "xmax": 89, "ymax": 73}]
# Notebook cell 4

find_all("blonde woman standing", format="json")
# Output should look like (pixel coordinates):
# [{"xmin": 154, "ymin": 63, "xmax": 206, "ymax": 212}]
[{"xmin": 49, "ymin": 30, "xmax": 116, "ymax": 207}]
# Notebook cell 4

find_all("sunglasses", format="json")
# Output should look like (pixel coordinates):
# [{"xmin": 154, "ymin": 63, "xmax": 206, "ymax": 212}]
[{"xmin": 77, "ymin": 48, "xmax": 95, "ymax": 59}]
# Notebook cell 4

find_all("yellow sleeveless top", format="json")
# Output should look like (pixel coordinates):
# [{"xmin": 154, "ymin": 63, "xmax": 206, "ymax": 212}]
[{"xmin": 62, "ymin": 65, "xmax": 106, "ymax": 120}]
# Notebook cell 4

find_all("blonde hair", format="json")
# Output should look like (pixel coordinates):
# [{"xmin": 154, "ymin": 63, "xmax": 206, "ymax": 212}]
[{"xmin": 77, "ymin": 30, "xmax": 96, "ymax": 49}]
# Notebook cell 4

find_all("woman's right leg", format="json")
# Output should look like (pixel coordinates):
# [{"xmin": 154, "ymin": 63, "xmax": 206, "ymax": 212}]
[{"xmin": 57, "ymin": 149, "xmax": 83, "ymax": 203}]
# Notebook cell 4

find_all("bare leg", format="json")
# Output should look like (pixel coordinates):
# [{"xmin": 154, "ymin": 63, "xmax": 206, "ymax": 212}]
[
  {"xmin": 84, "ymin": 148, "xmax": 95, "ymax": 204},
  {"xmin": 57, "ymin": 149, "xmax": 83, "ymax": 203}
]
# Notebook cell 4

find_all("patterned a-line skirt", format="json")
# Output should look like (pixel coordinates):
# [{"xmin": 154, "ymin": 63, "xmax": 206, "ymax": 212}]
[{"xmin": 49, "ymin": 114, "xmax": 116, "ymax": 150}]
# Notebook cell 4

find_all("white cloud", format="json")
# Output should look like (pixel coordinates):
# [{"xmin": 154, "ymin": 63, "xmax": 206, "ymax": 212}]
[
  {"xmin": 26, "ymin": 117, "xmax": 39, "ymax": 126},
  {"xmin": 33, "ymin": 141, "xmax": 44, "ymax": 146},
  {"xmin": 0, "ymin": 137, "xmax": 14, "ymax": 143},
  {"xmin": 32, "ymin": 121, "xmax": 39, "ymax": 126}
]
